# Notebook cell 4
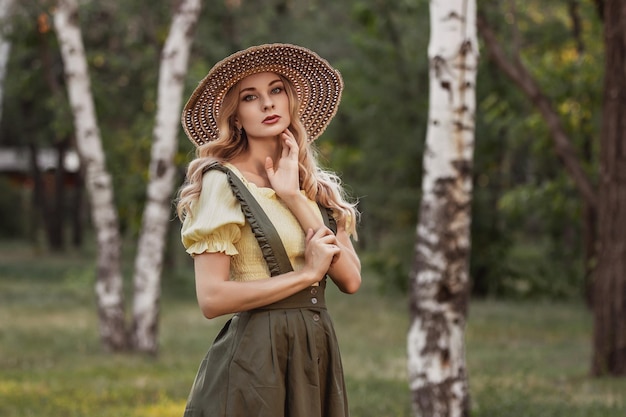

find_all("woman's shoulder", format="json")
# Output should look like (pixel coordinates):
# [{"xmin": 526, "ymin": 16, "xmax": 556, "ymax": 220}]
[
  {"xmin": 200, "ymin": 162, "xmax": 230, "ymax": 186},
  {"xmin": 195, "ymin": 165, "xmax": 238, "ymax": 209}
]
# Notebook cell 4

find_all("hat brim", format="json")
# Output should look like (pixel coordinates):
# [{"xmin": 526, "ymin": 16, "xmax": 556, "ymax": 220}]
[{"xmin": 182, "ymin": 43, "xmax": 343, "ymax": 147}]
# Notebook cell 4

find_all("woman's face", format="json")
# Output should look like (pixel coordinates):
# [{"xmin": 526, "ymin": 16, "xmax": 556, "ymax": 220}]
[{"xmin": 235, "ymin": 72, "xmax": 291, "ymax": 140}]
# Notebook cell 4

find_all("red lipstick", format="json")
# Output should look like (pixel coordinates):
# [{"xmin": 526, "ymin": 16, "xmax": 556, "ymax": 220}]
[{"xmin": 263, "ymin": 115, "xmax": 281, "ymax": 124}]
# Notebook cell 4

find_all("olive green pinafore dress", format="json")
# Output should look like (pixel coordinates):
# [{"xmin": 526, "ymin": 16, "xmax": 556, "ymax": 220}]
[{"xmin": 182, "ymin": 164, "xmax": 350, "ymax": 417}]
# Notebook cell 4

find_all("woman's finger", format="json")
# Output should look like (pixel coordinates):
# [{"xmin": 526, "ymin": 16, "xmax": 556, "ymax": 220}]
[
  {"xmin": 264, "ymin": 156, "xmax": 275, "ymax": 178},
  {"xmin": 305, "ymin": 228, "xmax": 314, "ymax": 242},
  {"xmin": 311, "ymin": 226, "xmax": 334, "ymax": 240},
  {"xmin": 281, "ymin": 136, "xmax": 291, "ymax": 159},
  {"xmin": 281, "ymin": 131, "xmax": 298, "ymax": 159}
]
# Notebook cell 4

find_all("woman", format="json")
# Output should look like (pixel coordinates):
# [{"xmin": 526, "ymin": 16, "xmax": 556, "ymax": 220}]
[{"xmin": 177, "ymin": 43, "xmax": 361, "ymax": 417}]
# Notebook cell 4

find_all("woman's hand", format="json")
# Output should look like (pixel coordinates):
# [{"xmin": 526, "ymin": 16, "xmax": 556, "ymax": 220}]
[
  {"xmin": 265, "ymin": 129, "xmax": 300, "ymax": 200},
  {"xmin": 303, "ymin": 227, "xmax": 341, "ymax": 281}
]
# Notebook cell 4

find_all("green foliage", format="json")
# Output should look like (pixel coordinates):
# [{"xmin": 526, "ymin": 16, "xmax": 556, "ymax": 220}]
[
  {"xmin": 0, "ymin": 179, "xmax": 27, "ymax": 237},
  {"xmin": 1, "ymin": 8, "xmax": 62, "ymax": 147},
  {"xmin": 471, "ymin": 0, "xmax": 603, "ymax": 298}
]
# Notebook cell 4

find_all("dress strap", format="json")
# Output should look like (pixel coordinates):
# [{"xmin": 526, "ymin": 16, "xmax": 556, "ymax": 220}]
[{"xmin": 202, "ymin": 162, "xmax": 293, "ymax": 276}]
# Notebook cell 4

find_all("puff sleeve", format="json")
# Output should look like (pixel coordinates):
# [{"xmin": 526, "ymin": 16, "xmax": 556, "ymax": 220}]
[{"xmin": 181, "ymin": 169, "xmax": 245, "ymax": 257}]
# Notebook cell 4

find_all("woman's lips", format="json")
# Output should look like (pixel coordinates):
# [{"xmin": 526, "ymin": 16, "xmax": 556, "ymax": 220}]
[{"xmin": 263, "ymin": 115, "xmax": 281, "ymax": 124}]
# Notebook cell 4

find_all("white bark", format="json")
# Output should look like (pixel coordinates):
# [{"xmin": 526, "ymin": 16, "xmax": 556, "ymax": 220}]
[
  {"xmin": 53, "ymin": 0, "xmax": 127, "ymax": 351},
  {"xmin": 408, "ymin": 0, "xmax": 478, "ymax": 416},
  {"xmin": 0, "ymin": 0, "xmax": 16, "ymax": 127},
  {"xmin": 131, "ymin": 0, "xmax": 202, "ymax": 354}
]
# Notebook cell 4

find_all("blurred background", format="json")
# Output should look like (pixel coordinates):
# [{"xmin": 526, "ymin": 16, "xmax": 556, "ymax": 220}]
[
  {"xmin": 1, "ymin": 1, "xmax": 624, "ymax": 416},
  {"xmin": 1, "ymin": 0, "xmax": 603, "ymax": 299}
]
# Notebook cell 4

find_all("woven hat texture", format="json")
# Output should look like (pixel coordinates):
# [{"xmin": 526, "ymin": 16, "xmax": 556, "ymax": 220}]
[{"xmin": 182, "ymin": 43, "xmax": 343, "ymax": 147}]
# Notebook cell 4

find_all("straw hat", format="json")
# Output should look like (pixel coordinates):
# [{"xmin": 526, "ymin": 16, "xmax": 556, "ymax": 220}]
[{"xmin": 181, "ymin": 43, "xmax": 343, "ymax": 147}]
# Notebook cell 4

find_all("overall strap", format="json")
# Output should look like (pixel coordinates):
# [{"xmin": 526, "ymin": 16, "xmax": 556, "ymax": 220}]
[
  {"xmin": 318, "ymin": 203, "xmax": 337, "ymax": 235},
  {"xmin": 203, "ymin": 162, "xmax": 292, "ymax": 276}
]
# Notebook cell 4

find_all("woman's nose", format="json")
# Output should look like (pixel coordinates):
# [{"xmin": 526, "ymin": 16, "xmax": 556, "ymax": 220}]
[{"xmin": 261, "ymin": 95, "xmax": 275, "ymax": 110}]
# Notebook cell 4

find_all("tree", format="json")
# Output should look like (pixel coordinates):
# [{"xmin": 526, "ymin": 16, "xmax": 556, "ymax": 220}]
[
  {"xmin": 591, "ymin": 0, "xmax": 626, "ymax": 376},
  {"xmin": 407, "ymin": 0, "xmax": 477, "ymax": 416},
  {"xmin": 53, "ymin": 0, "xmax": 127, "ymax": 350},
  {"xmin": 53, "ymin": 0, "xmax": 202, "ymax": 353},
  {"xmin": 130, "ymin": 0, "xmax": 202, "ymax": 353},
  {"xmin": 478, "ymin": 0, "xmax": 626, "ymax": 376}
]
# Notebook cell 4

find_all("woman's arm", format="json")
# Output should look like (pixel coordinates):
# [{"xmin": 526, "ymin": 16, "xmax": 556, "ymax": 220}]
[
  {"xmin": 280, "ymin": 194, "xmax": 361, "ymax": 294},
  {"xmin": 194, "ymin": 227, "xmax": 340, "ymax": 319},
  {"xmin": 326, "ymin": 224, "xmax": 361, "ymax": 294},
  {"xmin": 266, "ymin": 130, "xmax": 361, "ymax": 294}
]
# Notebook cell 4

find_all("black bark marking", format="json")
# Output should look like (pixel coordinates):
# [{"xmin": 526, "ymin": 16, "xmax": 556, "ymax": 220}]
[
  {"xmin": 437, "ymin": 281, "xmax": 453, "ymax": 302},
  {"xmin": 156, "ymin": 159, "xmax": 167, "ymax": 178},
  {"xmin": 441, "ymin": 348, "xmax": 451, "ymax": 368}
]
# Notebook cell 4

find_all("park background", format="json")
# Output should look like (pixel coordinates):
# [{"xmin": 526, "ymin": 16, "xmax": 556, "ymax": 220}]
[{"xmin": 1, "ymin": 0, "xmax": 625, "ymax": 416}]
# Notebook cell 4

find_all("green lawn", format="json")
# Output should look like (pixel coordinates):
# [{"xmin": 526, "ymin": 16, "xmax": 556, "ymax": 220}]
[{"xmin": 0, "ymin": 241, "xmax": 624, "ymax": 417}]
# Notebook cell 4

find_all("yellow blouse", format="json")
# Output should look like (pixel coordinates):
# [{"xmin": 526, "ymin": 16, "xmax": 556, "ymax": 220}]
[{"xmin": 181, "ymin": 163, "xmax": 326, "ymax": 281}]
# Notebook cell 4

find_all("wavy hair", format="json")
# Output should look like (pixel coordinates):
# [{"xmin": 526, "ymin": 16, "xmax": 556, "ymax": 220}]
[{"xmin": 176, "ymin": 74, "xmax": 358, "ymax": 236}]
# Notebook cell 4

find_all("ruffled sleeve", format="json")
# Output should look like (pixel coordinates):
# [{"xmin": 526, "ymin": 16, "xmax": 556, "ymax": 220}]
[{"xmin": 181, "ymin": 169, "xmax": 245, "ymax": 257}]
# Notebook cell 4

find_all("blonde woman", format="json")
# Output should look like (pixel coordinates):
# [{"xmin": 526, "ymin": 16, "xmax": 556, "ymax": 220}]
[{"xmin": 177, "ymin": 44, "xmax": 361, "ymax": 417}]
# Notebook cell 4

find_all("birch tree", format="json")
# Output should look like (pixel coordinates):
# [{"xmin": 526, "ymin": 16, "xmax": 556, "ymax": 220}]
[
  {"xmin": 0, "ymin": 0, "xmax": 17, "ymax": 126},
  {"xmin": 54, "ymin": 0, "xmax": 202, "ymax": 353},
  {"xmin": 53, "ymin": 0, "xmax": 127, "ymax": 351},
  {"xmin": 407, "ymin": 1, "xmax": 478, "ymax": 416},
  {"xmin": 131, "ymin": 0, "xmax": 201, "ymax": 354}
]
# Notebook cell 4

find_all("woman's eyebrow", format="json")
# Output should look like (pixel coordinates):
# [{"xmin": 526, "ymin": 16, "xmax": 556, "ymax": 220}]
[
  {"xmin": 239, "ymin": 86, "xmax": 257, "ymax": 96},
  {"xmin": 239, "ymin": 79, "xmax": 283, "ymax": 96}
]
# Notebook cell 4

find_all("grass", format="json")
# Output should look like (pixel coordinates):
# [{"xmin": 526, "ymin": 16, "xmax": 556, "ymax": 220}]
[{"xmin": 0, "ymin": 240, "xmax": 625, "ymax": 417}]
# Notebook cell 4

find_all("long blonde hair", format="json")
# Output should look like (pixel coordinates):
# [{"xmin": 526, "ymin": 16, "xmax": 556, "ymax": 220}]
[{"xmin": 176, "ymin": 74, "xmax": 358, "ymax": 236}]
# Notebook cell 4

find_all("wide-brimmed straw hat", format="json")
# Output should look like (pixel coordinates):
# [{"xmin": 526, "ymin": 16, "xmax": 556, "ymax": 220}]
[{"xmin": 181, "ymin": 43, "xmax": 343, "ymax": 147}]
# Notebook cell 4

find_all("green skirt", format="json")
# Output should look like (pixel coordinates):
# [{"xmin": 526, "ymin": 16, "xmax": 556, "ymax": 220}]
[{"xmin": 183, "ymin": 282, "xmax": 349, "ymax": 417}]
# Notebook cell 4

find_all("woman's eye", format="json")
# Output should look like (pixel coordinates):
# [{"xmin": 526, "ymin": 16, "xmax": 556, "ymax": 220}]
[
  {"xmin": 271, "ymin": 87, "xmax": 283, "ymax": 94},
  {"xmin": 242, "ymin": 94, "xmax": 256, "ymax": 102}
]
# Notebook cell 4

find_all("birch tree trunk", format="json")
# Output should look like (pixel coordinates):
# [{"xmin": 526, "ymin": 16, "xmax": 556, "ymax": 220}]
[
  {"xmin": 130, "ymin": 0, "xmax": 202, "ymax": 354},
  {"xmin": 53, "ymin": 0, "xmax": 128, "ymax": 351},
  {"xmin": 591, "ymin": 0, "xmax": 626, "ymax": 376},
  {"xmin": 408, "ymin": 1, "xmax": 477, "ymax": 416},
  {"xmin": 0, "ymin": 0, "xmax": 16, "ymax": 127}
]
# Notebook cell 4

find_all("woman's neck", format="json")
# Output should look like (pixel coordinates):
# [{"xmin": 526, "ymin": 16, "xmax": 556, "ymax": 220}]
[{"xmin": 231, "ymin": 137, "xmax": 281, "ymax": 186}]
